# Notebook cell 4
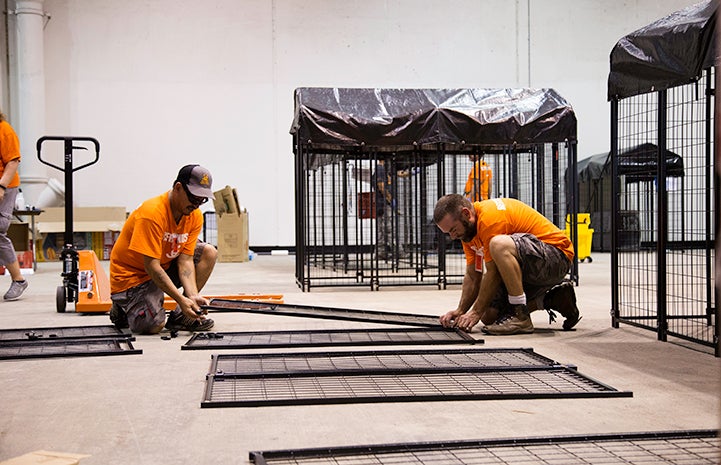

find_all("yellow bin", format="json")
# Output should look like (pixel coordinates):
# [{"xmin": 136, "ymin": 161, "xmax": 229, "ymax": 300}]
[{"xmin": 564, "ymin": 213, "xmax": 594, "ymax": 262}]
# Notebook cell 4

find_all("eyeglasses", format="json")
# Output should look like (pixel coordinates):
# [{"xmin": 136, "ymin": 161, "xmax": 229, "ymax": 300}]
[{"xmin": 181, "ymin": 183, "xmax": 208, "ymax": 206}]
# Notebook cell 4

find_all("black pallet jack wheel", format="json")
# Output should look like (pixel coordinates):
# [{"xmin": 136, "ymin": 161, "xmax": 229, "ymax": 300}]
[{"xmin": 56, "ymin": 286, "xmax": 67, "ymax": 313}]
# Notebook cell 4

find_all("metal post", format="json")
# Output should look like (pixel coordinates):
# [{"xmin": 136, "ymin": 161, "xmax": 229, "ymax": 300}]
[{"xmin": 657, "ymin": 90, "xmax": 668, "ymax": 342}]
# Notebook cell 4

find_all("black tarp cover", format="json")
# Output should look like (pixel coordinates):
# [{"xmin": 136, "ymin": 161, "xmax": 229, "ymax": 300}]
[
  {"xmin": 291, "ymin": 88, "xmax": 577, "ymax": 149},
  {"xmin": 608, "ymin": 0, "xmax": 717, "ymax": 100},
  {"xmin": 578, "ymin": 143, "xmax": 684, "ymax": 182}
]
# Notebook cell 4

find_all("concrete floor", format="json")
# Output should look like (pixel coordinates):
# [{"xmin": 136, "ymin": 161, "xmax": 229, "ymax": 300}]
[{"xmin": 0, "ymin": 252, "xmax": 718, "ymax": 464}]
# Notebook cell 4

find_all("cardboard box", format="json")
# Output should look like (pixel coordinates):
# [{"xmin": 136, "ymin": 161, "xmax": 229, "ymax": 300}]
[
  {"xmin": 213, "ymin": 186, "xmax": 249, "ymax": 262},
  {"xmin": 0, "ymin": 450, "xmax": 90, "ymax": 465},
  {"xmin": 7, "ymin": 222, "xmax": 29, "ymax": 252},
  {"xmin": 35, "ymin": 207, "xmax": 126, "ymax": 262}
]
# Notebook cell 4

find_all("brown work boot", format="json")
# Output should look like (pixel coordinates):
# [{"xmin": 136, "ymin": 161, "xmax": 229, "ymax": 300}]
[
  {"xmin": 481, "ymin": 304, "xmax": 534, "ymax": 335},
  {"xmin": 544, "ymin": 282, "xmax": 581, "ymax": 330}
]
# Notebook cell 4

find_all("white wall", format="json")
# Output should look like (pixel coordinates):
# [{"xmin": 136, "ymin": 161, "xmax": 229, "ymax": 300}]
[{"xmin": 27, "ymin": 0, "xmax": 696, "ymax": 246}]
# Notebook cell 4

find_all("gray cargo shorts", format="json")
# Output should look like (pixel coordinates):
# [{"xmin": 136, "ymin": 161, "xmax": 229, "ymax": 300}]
[
  {"xmin": 489, "ymin": 233, "xmax": 571, "ymax": 310},
  {"xmin": 110, "ymin": 241, "xmax": 206, "ymax": 334}
]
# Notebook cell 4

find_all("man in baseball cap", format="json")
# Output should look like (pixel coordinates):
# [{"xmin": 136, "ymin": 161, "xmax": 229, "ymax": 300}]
[{"xmin": 108, "ymin": 164, "xmax": 218, "ymax": 334}]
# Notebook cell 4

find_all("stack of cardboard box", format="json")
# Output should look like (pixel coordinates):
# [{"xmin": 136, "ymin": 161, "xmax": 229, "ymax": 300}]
[{"xmin": 212, "ymin": 186, "xmax": 249, "ymax": 262}]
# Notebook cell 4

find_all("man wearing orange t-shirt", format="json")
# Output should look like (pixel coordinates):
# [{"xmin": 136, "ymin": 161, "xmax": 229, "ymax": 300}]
[
  {"xmin": 463, "ymin": 154, "xmax": 492, "ymax": 201},
  {"xmin": 0, "ymin": 112, "xmax": 28, "ymax": 301},
  {"xmin": 109, "ymin": 165, "xmax": 217, "ymax": 334},
  {"xmin": 434, "ymin": 194, "xmax": 580, "ymax": 335}
]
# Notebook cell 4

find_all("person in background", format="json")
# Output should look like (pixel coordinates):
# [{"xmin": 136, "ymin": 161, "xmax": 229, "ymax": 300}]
[
  {"xmin": 464, "ymin": 153, "xmax": 492, "ymax": 201},
  {"xmin": 373, "ymin": 158, "xmax": 410, "ymax": 260},
  {"xmin": 0, "ymin": 111, "xmax": 28, "ymax": 301},
  {"xmin": 434, "ymin": 194, "xmax": 580, "ymax": 335},
  {"xmin": 109, "ymin": 165, "xmax": 217, "ymax": 334}
]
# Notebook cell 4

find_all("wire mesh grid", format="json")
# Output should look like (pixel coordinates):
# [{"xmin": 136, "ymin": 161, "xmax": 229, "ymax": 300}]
[
  {"xmin": 296, "ymin": 144, "xmax": 574, "ymax": 291},
  {"xmin": 208, "ymin": 348, "xmax": 557, "ymax": 377},
  {"xmin": 249, "ymin": 430, "xmax": 720, "ymax": 465},
  {"xmin": 612, "ymin": 67, "xmax": 716, "ymax": 352},
  {"xmin": 182, "ymin": 327, "xmax": 477, "ymax": 350},
  {"xmin": 0, "ymin": 337, "xmax": 142, "ymax": 360},
  {"xmin": 0, "ymin": 325, "xmax": 130, "ymax": 342},
  {"xmin": 206, "ymin": 299, "xmax": 441, "ymax": 327},
  {"xmin": 202, "ymin": 367, "xmax": 630, "ymax": 408}
]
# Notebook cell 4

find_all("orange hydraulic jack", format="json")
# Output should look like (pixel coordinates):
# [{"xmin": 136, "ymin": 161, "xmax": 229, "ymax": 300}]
[{"xmin": 60, "ymin": 249, "xmax": 283, "ymax": 313}]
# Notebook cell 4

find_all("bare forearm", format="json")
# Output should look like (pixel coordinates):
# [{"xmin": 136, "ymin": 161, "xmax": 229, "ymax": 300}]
[
  {"xmin": 457, "ymin": 264, "xmax": 482, "ymax": 314},
  {"xmin": 145, "ymin": 259, "xmax": 185, "ymax": 303}
]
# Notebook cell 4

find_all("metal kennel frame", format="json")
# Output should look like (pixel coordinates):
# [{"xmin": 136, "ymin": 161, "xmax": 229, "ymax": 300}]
[
  {"xmin": 0, "ymin": 337, "xmax": 141, "ymax": 360},
  {"xmin": 182, "ymin": 327, "xmax": 478, "ymax": 350},
  {"xmin": 207, "ymin": 348, "xmax": 562, "ymax": 377},
  {"xmin": 0, "ymin": 325, "xmax": 132, "ymax": 342},
  {"xmin": 205, "ymin": 299, "xmax": 442, "ymax": 327},
  {"xmin": 201, "ymin": 348, "xmax": 631, "ymax": 408},
  {"xmin": 202, "ymin": 368, "xmax": 631, "ymax": 408},
  {"xmin": 608, "ymin": 1, "xmax": 718, "ymax": 355},
  {"xmin": 249, "ymin": 429, "xmax": 720, "ymax": 465},
  {"xmin": 292, "ymin": 88, "xmax": 579, "ymax": 291}
]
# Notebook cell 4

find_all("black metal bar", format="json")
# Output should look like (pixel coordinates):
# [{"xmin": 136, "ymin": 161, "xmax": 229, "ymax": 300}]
[
  {"xmin": 657, "ymin": 90, "xmax": 668, "ymax": 343},
  {"xmin": 610, "ymin": 99, "xmax": 620, "ymax": 328}
]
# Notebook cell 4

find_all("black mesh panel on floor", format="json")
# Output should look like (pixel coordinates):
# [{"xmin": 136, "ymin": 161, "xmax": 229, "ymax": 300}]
[
  {"xmin": 249, "ymin": 430, "xmax": 720, "ymax": 465},
  {"xmin": 0, "ymin": 337, "xmax": 142, "ymax": 360},
  {"xmin": 202, "ymin": 368, "xmax": 631, "ymax": 408},
  {"xmin": 0, "ymin": 325, "xmax": 132, "ymax": 342},
  {"xmin": 208, "ymin": 348, "xmax": 558, "ymax": 377},
  {"xmin": 206, "ymin": 299, "xmax": 441, "ymax": 327},
  {"xmin": 182, "ymin": 327, "xmax": 478, "ymax": 350}
]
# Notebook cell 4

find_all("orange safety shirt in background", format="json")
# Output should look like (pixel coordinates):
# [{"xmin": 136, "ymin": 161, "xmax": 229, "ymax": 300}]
[
  {"xmin": 110, "ymin": 192, "xmax": 203, "ymax": 294},
  {"xmin": 462, "ymin": 198, "xmax": 574, "ymax": 265},
  {"xmin": 464, "ymin": 160, "xmax": 492, "ymax": 201},
  {"xmin": 0, "ymin": 120, "xmax": 21, "ymax": 188}
]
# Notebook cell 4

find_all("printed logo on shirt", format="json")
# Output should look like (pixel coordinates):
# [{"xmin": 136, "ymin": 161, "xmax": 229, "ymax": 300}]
[
  {"xmin": 470, "ymin": 245, "xmax": 485, "ymax": 272},
  {"xmin": 492, "ymin": 198, "xmax": 506, "ymax": 210},
  {"xmin": 163, "ymin": 232, "xmax": 189, "ymax": 259}
]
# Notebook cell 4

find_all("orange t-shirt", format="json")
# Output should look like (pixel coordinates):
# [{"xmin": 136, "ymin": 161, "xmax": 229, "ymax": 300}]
[
  {"xmin": 462, "ymin": 198, "xmax": 574, "ymax": 266},
  {"xmin": 0, "ymin": 120, "xmax": 21, "ymax": 188},
  {"xmin": 109, "ymin": 192, "xmax": 203, "ymax": 294},
  {"xmin": 464, "ymin": 160, "xmax": 491, "ymax": 201}
]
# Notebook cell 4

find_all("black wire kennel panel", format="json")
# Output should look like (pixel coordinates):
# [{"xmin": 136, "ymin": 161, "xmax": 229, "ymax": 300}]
[
  {"xmin": 205, "ymin": 299, "xmax": 441, "ymax": 327},
  {"xmin": 295, "ymin": 144, "xmax": 577, "ymax": 291},
  {"xmin": 207, "ymin": 348, "xmax": 559, "ymax": 377},
  {"xmin": 0, "ymin": 337, "xmax": 142, "ymax": 360},
  {"xmin": 249, "ymin": 430, "xmax": 720, "ymax": 465},
  {"xmin": 182, "ymin": 327, "xmax": 477, "ymax": 350},
  {"xmin": 611, "ymin": 68, "xmax": 717, "ymax": 354},
  {"xmin": 0, "ymin": 325, "xmax": 131, "ymax": 342},
  {"xmin": 202, "ymin": 367, "xmax": 631, "ymax": 408}
]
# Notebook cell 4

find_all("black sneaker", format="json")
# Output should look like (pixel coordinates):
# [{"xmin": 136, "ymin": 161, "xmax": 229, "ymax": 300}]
[
  {"xmin": 165, "ymin": 310, "xmax": 214, "ymax": 332},
  {"xmin": 109, "ymin": 302, "xmax": 129, "ymax": 329},
  {"xmin": 544, "ymin": 282, "xmax": 581, "ymax": 330}
]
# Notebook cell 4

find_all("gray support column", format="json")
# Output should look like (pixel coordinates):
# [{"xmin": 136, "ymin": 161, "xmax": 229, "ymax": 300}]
[{"xmin": 14, "ymin": 0, "xmax": 48, "ymax": 206}]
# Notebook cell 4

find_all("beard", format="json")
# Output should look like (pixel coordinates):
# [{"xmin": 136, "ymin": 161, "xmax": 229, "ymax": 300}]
[{"xmin": 460, "ymin": 216, "xmax": 476, "ymax": 242}]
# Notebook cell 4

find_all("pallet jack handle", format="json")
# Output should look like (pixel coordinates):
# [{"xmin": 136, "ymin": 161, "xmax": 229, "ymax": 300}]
[
  {"xmin": 36, "ymin": 137, "xmax": 101, "ymax": 313},
  {"xmin": 36, "ymin": 136, "xmax": 100, "ymax": 246}
]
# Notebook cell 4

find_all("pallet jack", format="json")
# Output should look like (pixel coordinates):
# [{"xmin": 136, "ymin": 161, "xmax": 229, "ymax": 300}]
[{"xmin": 37, "ymin": 136, "xmax": 282, "ymax": 314}]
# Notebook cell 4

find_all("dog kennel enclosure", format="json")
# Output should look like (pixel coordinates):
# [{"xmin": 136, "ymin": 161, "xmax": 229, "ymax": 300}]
[
  {"xmin": 608, "ymin": 0, "xmax": 718, "ymax": 354},
  {"xmin": 292, "ymin": 87, "xmax": 579, "ymax": 290}
]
